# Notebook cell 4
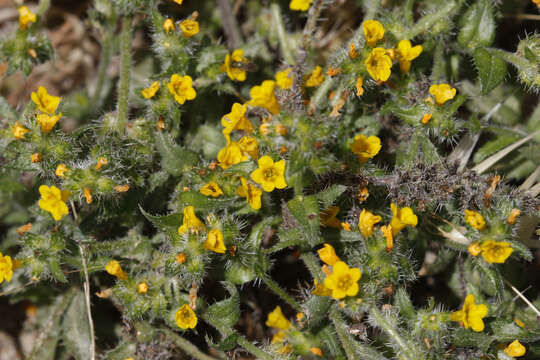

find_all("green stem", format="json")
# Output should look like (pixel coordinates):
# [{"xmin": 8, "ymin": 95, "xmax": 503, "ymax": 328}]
[
  {"xmin": 329, "ymin": 306, "xmax": 357, "ymax": 360},
  {"xmin": 91, "ymin": 29, "xmax": 113, "ymax": 108},
  {"xmin": 302, "ymin": 0, "xmax": 324, "ymax": 49},
  {"xmin": 485, "ymin": 48, "xmax": 531, "ymax": 69},
  {"xmin": 308, "ymin": 77, "xmax": 335, "ymax": 113},
  {"xmin": 403, "ymin": 0, "xmax": 415, "ymax": 27},
  {"xmin": 363, "ymin": 0, "xmax": 380, "ymax": 21},
  {"xmin": 405, "ymin": 0, "xmax": 465, "ymax": 39},
  {"xmin": 270, "ymin": 4, "xmax": 294, "ymax": 65},
  {"xmin": 162, "ymin": 328, "xmax": 219, "ymax": 360},
  {"xmin": 217, "ymin": 0, "xmax": 243, "ymax": 49},
  {"xmin": 236, "ymin": 334, "xmax": 274, "ymax": 360},
  {"xmin": 300, "ymin": 252, "xmax": 324, "ymax": 283},
  {"xmin": 117, "ymin": 15, "xmax": 133, "ymax": 131},
  {"xmin": 261, "ymin": 276, "xmax": 302, "ymax": 312},
  {"xmin": 37, "ymin": 0, "xmax": 51, "ymax": 17}
]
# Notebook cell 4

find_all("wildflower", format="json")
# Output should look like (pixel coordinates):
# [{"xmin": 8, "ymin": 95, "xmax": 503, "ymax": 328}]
[
  {"xmin": 84, "ymin": 188, "xmax": 93, "ymax": 204},
  {"xmin": 275, "ymin": 68, "xmax": 293, "ymax": 89},
  {"xmin": 421, "ymin": 113, "xmax": 433, "ymax": 124},
  {"xmin": 222, "ymin": 49, "xmax": 248, "ymax": 82},
  {"xmin": 16, "ymin": 223, "xmax": 32, "ymax": 236},
  {"xmin": 279, "ymin": 345, "xmax": 293, "ymax": 354},
  {"xmin": 381, "ymin": 225, "xmax": 393, "ymax": 252},
  {"xmin": 173, "ymin": 0, "xmax": 183, "ymax": 4},
  {"xmin": 260, "ymin": 122, "xmax": 272, "ymax": 135},
  {"xmin": 250, "ymin": 155, "xmax": 287, "ymax": 192},
  {"xmin": 175, "ymin": 304, "xmax": 198, "ymax": 329},
  {"xmin": 55, "ymin": 164, "xmax": 69, "ymax": 178},
  {"xmin": 312, "ymin": 279, "xmax": 332, "ymax": 296},
  {"xmin": 358, "ymin": 209, "xmax": 382, "ymax": 237},
  {"xmin": 289, "ymin": 0, "xmax": 313, "ymax": 11},
  {"xmin": 362, "ymin": 20, "xmax": 384, "ymax": 47},
  {"xmin": 157, "ymin": 117, "xmax": 166, "ymax": 131},
  {"xmin": 468, "ymin": 242, "xmax": 482, "ymax": 256},
  {"xmin": 271, "ymin": 330, "xmax": 287, "ymax": 344},
  {"xmin": 38, "ymin": 185, "xmax": 69, "ymax": 221},
  {"xmin": 236, "ymin": 177, "xmax": 262, "ymax": 210},
  {"xmin": 464, "ymin": 210, "xmax": 486, "ymax": 230},
  {"xmin": 18, "ymin": 6, "xmax": 36, "ymax": 29},
  {"xmin": 305, "ymin": 66, "xmax": 325, "ymax": 87},
  {"xmin": 480, "ymin": 240, "xmax": 514, "ymax": 264},
  {"xmin": 31, "ymin": 86, "xmax": 61, "ymax": 114},
  {"xmin": 203, "ymin": 229, "xmax": 227, "ymax": 254},
  {"xmin": 221, "ymin": 103, "xmax": 254, "ymax": 135},
  {"xmin": 266, "ymin": 306, "xmax": 291, "ymax": 329},
  {"xmin": 504, "ymin": 340, "xmax": 526, "ymax": 357},
  {"xmin": 248, "ymin": 80, "xmax": 280, "ymax": 114},
  {"xmin": 137, "ymin": 282, "xmax": 148, "ymax": 294},
  {"xmin": 13, "ymin": 122, "xmax": 30, "ymax": 139},
  {"xmin": 0, "ymin": 252, "xmax": 14, "ymax": 284},
  {"xmin": 238, "ymin": 136, "xmax": 259, "ymax": 158},
  {"xmin": 176, "ymin": 253, "xmax": 187, "ymax": 263},
  {"xmin": 178, "ymin": 206, "xmax": 206, "ymax": 234},
  {"xmin": 167, "ymin": 74, "xmax": 196, "ymax": 105},
  {"xmin": 396, "ymin": 40, "xmax": 423, "ymax": 73},
  {"xmin": 180, "ymin": 19, "xmax": 199, "ymax": 38},
  {"xmin": 356, "ymin": 76, "xmax": 364, "ymax": 96},
  {"xmin": 36, "ymin": 113, "xmax": 62, "ymax": 134},
  {"xmin": 514, "ymin": 317, "xmax": 525, "ymax": 328},
  {"xmin": 341, "ymin": 222, "xmax": 351, "ymax": 231},
  {"xmin": 323, "ymin": 261, "xmax": 362, "ymax": 299},
  {"xmin": 357, "ymin": 187, "xmax": 369, "ymax": 202},
  {"xmin": 200, "ymin": 181, "xmax": 224, "ymax": 198},
  {"xmin": 275, "ymin": 124, "xmax": 288, "ymax": 136},
  {"xmin": 31, "ymin": 153, "xmax": 42, "ymax": 163},
  {"xmin": 318, "ymin": 243, "xmax": 340, "ymax": 266},
  {"xmin": 217, "ymin": 141, "xmax": 248, "ymax": 169},
  {"xmin": 390, "ymin": 203, "xmax": 418, "ymax": 236},
  {"xmin": 163, "ymin": 19, "xmax": 175, "ymax": 33},
  {"xmin": 112, "ymin": 184, "xmax": 129, "ymax": 193},
  {"xmin": 105, "ymin": 260, "xmax": 128, "ymax": 280},
  {"xmin": 507, "ymin": 209, "xmax": 521, "ymax": 225},
  {"xmin": 450, "ymin": 294, "xmax": 488, "ymax": 332},
  {"xmin": 320, "ymin": 206, "xmax": 341, "ymax": 228},
  {"xmin": 310, "ymin": 348, "xmax": 323, "ymax": 356},
  {"xmin": 365, "ymin": 48, "xmax": 392, "ymax": 81},
  {"xmin": 95, "ymin": 157, "xmax": 107, "ymax": 170},
  {"xmin": 349, "ymin": 43, "xmax": 358, "ymax": 59},
  {"xmin": 350, "ymin": 134, "xmax": 381, "ymax": 163},
  {"xmin": 326, "ymin": 66, "xmax": 342, "ymax": 77},
  {"xmin": 429, "ymin": 84, "xmax": 456, "ymax": 106},
  {"xmin": 141, "ymin": 81, "xmax": 159, "ymax": 99}
]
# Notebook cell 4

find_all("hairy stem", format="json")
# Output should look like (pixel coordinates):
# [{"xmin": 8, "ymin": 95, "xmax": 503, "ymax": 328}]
[
  {"xmin": 91, "ymin": 29, "xmax": 113, "ymax": 108},
  {"xmin": 405, "ymin": 0, "xmax": 465, "ymax": 39},
  {"xmin": 217, "ymin": 0, "xmax": 243, "ymax": 50},
  {"xmin": 271, "ymin": 4, "xmax": 295, "ymax": 64},
  {"xmin": 117, "ymin": 15, "xmax": 133, "ymax": 131},
  {"xmin": 261, "ymin": 275, "xmax": 302, "ymax": 311},
  {"xmin": 329, "ymin": 306, "xmax": 357, "ymax": 360},
  {"xmin": 162, "ymin": 328, "xmax": 219, "ymax": 360},
  {"xmin": 300, "ymin": 252, "xmax": 324, "ymax": 282},
  {"xmin": 236, "ymin": 334, "xmax": 274, "ymax": 360}
]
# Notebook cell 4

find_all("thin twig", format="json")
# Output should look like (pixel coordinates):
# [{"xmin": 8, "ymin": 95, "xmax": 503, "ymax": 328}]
[
  {"xmin": 217, "ymin": 0, "xmax": 243, "ymax": 50},
  {"xmin": 506, "ymin": 281, "xmax": 540, "ymax": 317}
]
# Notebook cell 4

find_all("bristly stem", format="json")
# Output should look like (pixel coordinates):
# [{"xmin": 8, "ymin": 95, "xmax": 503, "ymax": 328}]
[
  {"xmin": 217, "ymin": 0, "xmax": 243, "ymax": 50},
  {"xmin": 261, "ymin": 275, "xmax": 302, "ymax": 311},
  {"xmin": 302, "ymin": 0, "xmax": 324, "ymax": 51},
  {"xmin": 117, "ymin": 15, "xmax": 133, "ymax": 131},
  {"xmin": 235, "ymin": 334, "xmax": 274, "ymax": 360},
  {"xmin": 271, "ymin": 4, "xmax": 295, "ymax": 65},
  {"xmin": 162, "ymin": 328, "xmax": 219, "ymax": 360},
  {"xmin": 329, "ymin": 306, "xmax": 357, "ymax": 360},
  {"xmin": 300, "ymin": 252, "xmax": 324, "ymax": 283},
  {"xmin": 369, "ymin": 306, "xmax": 418, "ymax": 360},
  {"xmin": 91, "ymin": 29, "xmax": 113, "ymax": 109}
]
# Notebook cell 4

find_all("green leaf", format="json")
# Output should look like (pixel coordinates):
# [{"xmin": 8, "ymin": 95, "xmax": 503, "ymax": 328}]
[
  {"xmin": 154, "ymin": 131, "xmax": 198, "ymax": 176},
  {"xmin": 139, "ymin": 206, "xmax": 182, "ymax": 244},
  {"xmin": 203, "ymin": 282, "xmax": 240, "ymax": 332},
  {"xmin": 247, "ymin": 216, "xmax": 280, "ymax": 249},
  {"xmin": 315, "ymin": 184, "xmax": 347, "ymax": 209},
  {"xmin": 287, "ymin": 195, "xmax": 320, "ymax": 246},
  {"xmin": 224, "ymin": 261, "xmax": 256, "ymax": 285},
  {"xmin": 62, "ymin": 290, "xmax": 92, "ymax": 360},
  {"xmin": 458, "ymin": 0, "xmax": 495, "ymax": 50},
  {"xmin": 0, "ymin": 178, "xmax": 26, "ymax": 192},
  {"xmin": 177, "ymin": 190, "xmax": 234, "ymax": 211},
  {"xmin": 474, "ymin": 48, "xmax": 507, "ymax": 94},
  {"xmin": 473, "ymin": 134, "xmax": 520, "ymax": 163}
]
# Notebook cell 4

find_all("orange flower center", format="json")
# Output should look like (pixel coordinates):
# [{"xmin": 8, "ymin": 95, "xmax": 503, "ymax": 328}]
[{"xmin": 337, "ymin": 275, "xmax": 353, "ymax": 291}]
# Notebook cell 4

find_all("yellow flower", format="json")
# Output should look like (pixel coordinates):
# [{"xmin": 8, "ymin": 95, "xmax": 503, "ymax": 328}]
[
  {"xmin": 289, "ymin": 0, "xmax": 313, "ymax": 11},
  {"xmin": 163, "ymin": 19, "xmax": 175, "ymax": 33},
  {"xmin": 390, "ymin": 203, "xmax": 418, "ymax": 236},
  {"xmin": 84, "ymin": 188, "xmax": 93, "ymax": 204},
  {"xmin": 0, "ymin": 252, "xmax": 14, "ymax": 284},
  {"xmin": 55, "ymin": 164, "xmax": 69, "ymax": 177},
  {"xmin": 480, "ymin": 240, "xmax": 514, "ymax": 264},
  {"xmin": 217, "ymin": 141, "xmax": 248, "ymax": 169},
  {"xmin": 362, "ymin": 20, "xmax": 384, "ymax": 47},
  {"xmin": 222, "ymin": 49, "xmax": 248, "ymax": 82},
  {"xmin": 238, "ymin": 136, "xmax": 258, "ymax": 158},
  {"xmin": 13, "ymin": 122, "xmax": 30, "ymax": 139},
  {"xmin": 381, "ymin": 225, "xmax": 393, "ymax": 252},
  {"xmin": 31, "ymin": 153, "xmax": 42, "ymax": 163},
  {"xmin": 141, "ymin": 81, "xmax": 159, "ymax": 99},
  {"xmin": 266, "ymin": 306, "xmax": 291, "ymax": 330},
  {"xmin": 180, "ymin": 19, "xmax": 199, "ymax": 38},
  {"xmin": 312, "ymin": 279, "xmax": 332, "ymax": 296},
  {"xmin": 504, "ymin": 340, "xmax": 526, "ymax": 357},
  {"xmin": 250, "ymin": 155, "xmax": 287, "ymax": 192},
  {"xmin": 221, "ymin": 103, "xmax": 254, "ymax": 135},
  {"xmin": 396, "ymin": 40, "xmax": 422, "ymax": 73},
  {"xmin": 275, "ymin": 124, "xmax": 288, "ymax": 136},
  {"xmin": 365, "ymin": 48, "xmax": 392, "ymax": 81},
  {"xmin": 175, "ymin": 304, "xmax": 198, "ymax": 329},
  {"xmin": 236, "ymin": 177, "xmax": 262, "ymax": 210},
  {"xmin": 356, "ymin": 76, "xmax": 364, "ymax": 97},
  {"xmin": 450, "ymin": 294, "xmax": 488, "ymax": 332},
  {"xmin": 349, "ymin": 43, "xmax": 358, "ymax": 59},
  {"xmin": 350, "ymin": 134, "xmax": 381, "ymax": 163},
  {"xmin": 320, "ymin": 206, "xmax": 341, "ymax": 228},
  {"xmin": 310, "ymin": 347, "xmax": 323, "ymax": 356},
  {"xmin": 358, "ymin": 209, "xmax": 382, "ymax": 237},
  {"xmin": 176, "ymin": 252, "xmax": 187, "ymax": 263},
  {"xmin": 105, "ymin": 260, "xmax": 128, "ymax": 280},
  {"xmin": 178, "ymin": 206, "xmax": 206, "ymax": 234},
  {"xmin": 464, "ymin": 210, "xmax": 486, "ymax": 230},
  {"xmin": 248, "ymin": 80, "xmax": 280, "ymax": 114},
  {"xmin": 271, "ymin": 330, "xmax": 287, "ymax": 344},
  {"xmin": 200, "ymin": 181, "xmax": 224, "ymax": 198},
  {"xmin": 173, "ymin": 0, "xmax": 183, "ymax": 4},
  {"xmin": 507, "ymin": 208, "xmax": 521, "ymax": 225},
  {"xmin": 38, "ymin": 185, "xmax": 69, "ymax": 221},
  {"xmin": 18, "ymin": 6, "xmax": 36, "ymax": 30},
  {"xmin": 203, "ymin": 229, "xmax": 227, "ymax": 254},
  {"xmin": 318, "ymin": 243, "xmax": 340, "ymax": 266},
  {"xmin": 137, "ymin": 282, "xmax": 148, "ymax": 294},
  {"xmin": 31, "ymin": 86, "xmax": 61, "ymax": 114},
  {"xmin": 421, "ymin": 113, "xmax": 433, "ymax": 124},
  {"xmin": 95, "ymin": 156, "xmax": 107, "ymax": 170},
  {"xmin": 36, "ymin": 113, "xmax": 62, "ymax": 133},
  {"xmin": 323, "ymin": 261, "xmax": 362, "ymax": 299},
  {"xmin": 468, "ymin": 242, "xmax": 482, "ymax": 256},
  {"xmin": 167, "ymin": 74, "xmax": 196, "ymax": 105},
  {"xmin": 275, "ymin": 68, "xmax": 293, "ymax": 89},
  {"xmin": 305, "ymin": 66, "xmax": 324, "ymax": 87},
  {"xmin": 429, "ymin": 84, "xmax": 456, "ymax": 106}
]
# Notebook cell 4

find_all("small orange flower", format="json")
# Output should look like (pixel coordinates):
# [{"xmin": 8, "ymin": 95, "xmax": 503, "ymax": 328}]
[{"xmin": 421, "ymin": 113, "xmax": 433, "ymax": 124}]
